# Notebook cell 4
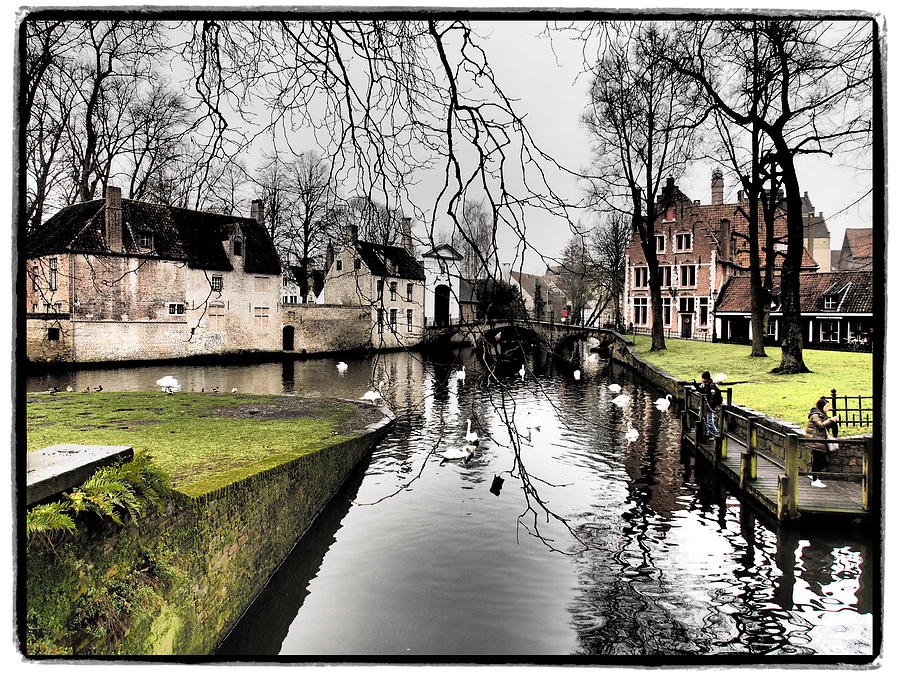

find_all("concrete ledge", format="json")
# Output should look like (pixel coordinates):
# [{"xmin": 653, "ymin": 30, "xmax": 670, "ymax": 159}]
[{"xmin": 27, "ymin": 444, "xmax": 134, "ymax": 505}]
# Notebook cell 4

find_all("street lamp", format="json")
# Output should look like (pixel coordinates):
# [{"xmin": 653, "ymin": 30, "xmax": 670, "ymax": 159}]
[{"xmin": 668, "ymin": 284, "xmax": 677, "ymax": 338}]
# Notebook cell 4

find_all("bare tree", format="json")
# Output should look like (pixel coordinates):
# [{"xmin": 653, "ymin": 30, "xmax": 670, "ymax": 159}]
[
  {"xmin": 582, "ymin": 22, "xmax": 705, "ymax": 351},
  {"xmin": 453, "ymin": 199, "xmax": 496, "ymax": 280},
  {"xmin": 669, "ymin": 19, "xmax": 873, "ymax": 373},
  {"xmin": 588, "ymin": 211, "xmax": 631, "ymax": 331},
  {"xmin": 555, "ymin": 235, "xmax": 591, "ymax": 325}
]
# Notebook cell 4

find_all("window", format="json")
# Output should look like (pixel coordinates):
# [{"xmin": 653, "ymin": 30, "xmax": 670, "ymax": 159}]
[
  {"xmin": 209, "ymin": 303, "xmax": 225, "ymax": 330},
  {"xmin": 336, "ymin": 260, "xmax": 343, "ymax": 272},
  {"xmin": 48, "ymin": 258, "xmax": 58, "ymax": 291},
  {"xmin": 633, "ymin": 297, "xmax": 649, "ymax": 325},
  {"xmin": 767, "ymin": 319, "xmax": 777, "ymax": 337},
  {"xmin": 849, "ymin": 321, "xmax": 867, "ymax": 343},
  {"xmin": 699, "ymin": 297, "xmax": 709, "ymax": 326},
  {"xmin": 679, "ymin": 264, "xmax": 696, "ymax": 287},
  {"xmin": 137, "ymin": 232, "xmax": 153, "ymax": 250},
  {"xmin": 32, "ymin": 266, "xmax": 38, "ymax": 291},
  {"xmin": 31, "ymin": 303, "xmax": 37, "ymax": 313},
  {"xmin": 377, "ymin": 279, "xmax": 384, "ymax": 298},
  {"xmin": 407, "ymin": 309, "xmax": 413, "ymax": 331},
  {"xmin": 390, "ymin": 282, "xmax": 397, "ymax": 301},
  {"xmin": 679, "ymin": 297, "xmax": 695, "ymax": 314},
  {"xmin": 662, "ymin": 297, "xmax": 672, "ymax": 325},
  {"xmin": 820, "ymin": 320, "xmax": 840, "ymax": 342},
  {"xmin": 377, "ymin": 309, "xmax": 384, "ymax": 334},
  {"xmin": 211, "ymin": 275, "xmax": 223, "ymax": 292},
  {"xmin": 675, "ymin": 233, "xmax": 692, "ymax": 252},
  {"xmin": 168, "ymin": 302, "xmax": 185, "ymax": 315},
  {"xmin": 407, "ymin": 283, "xmax": 413, "ymax": 302},
  {"xmin": 634, "ymin": 267, "xmax": 649, "ymax": 288},
  {"xmin": 824, "ymin": 294, "xmax": 838, "ymax": 310},
  {"xmin": 253, "ymin": 306, "xmax": 270, "ymax": 330},
  {"xmin": 655, "ymin": 235, "xmax": 665, "ymax": 253},
  {"xmin": 255, "ymin": 276, "xmax": 269, "ymax": 292},
  {"xmin": 661, "ymin": 265, "xmax": 673, "ymax": 287},
  {"xmin": 48, "ymin": 327, "xmax": 59, "ymax": 341},
  {"xmin": 354, "ymin": 258, "xmax": 361, "ymax": 270},
  {"xmin": 233, "ymin": 238, "xmax": 243, "ymax": 256},
  {"xmin": 390, "ymin": 308, "xmax": 397, "ymax": 330}
]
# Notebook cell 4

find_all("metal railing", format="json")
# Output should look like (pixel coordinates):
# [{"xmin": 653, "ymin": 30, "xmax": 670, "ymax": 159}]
[{"xmin": 826, "ymin": 388, "xmax": 874, "ymax": 433}]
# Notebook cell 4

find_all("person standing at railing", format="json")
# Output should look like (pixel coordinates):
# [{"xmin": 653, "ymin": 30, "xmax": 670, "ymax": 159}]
[
  {"xmin": 805, "ymin": 397, "xmax": 841, "ymax": 488},
  {"xmin": 691, "ymin": 371, "xmax": 723, "ymax": 440}
]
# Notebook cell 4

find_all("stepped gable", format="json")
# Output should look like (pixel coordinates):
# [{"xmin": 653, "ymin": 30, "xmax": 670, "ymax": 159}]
[
  {"xmin": 25, "ymin": 198, "xmax": 281, "ymax": 275},
  {"xmin": 354, "ymin": 240, "xmax": 425, "ymax": 280}
]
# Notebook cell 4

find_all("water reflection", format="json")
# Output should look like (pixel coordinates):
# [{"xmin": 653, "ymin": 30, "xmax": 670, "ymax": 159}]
[{"xmin": 26, "ymin": 343, "xmax": 875, "ymax": 657}]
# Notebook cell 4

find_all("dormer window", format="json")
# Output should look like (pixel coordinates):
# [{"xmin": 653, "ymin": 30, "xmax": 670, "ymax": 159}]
[
  {"xmin": 137, "ymin": 231, "xmax": 154, "ymax": 250},
  {"xmin": 233, "ymin": 238, "xmax": 243, "ymax": 256},
  {"xmin": 824, "ymin": 294, "xmax": 838, "ymax": 310}
]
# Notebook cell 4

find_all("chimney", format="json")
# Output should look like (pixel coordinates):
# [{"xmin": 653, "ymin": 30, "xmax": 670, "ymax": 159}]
[
  {"xmin": 501, "ymin": 262, "xmax": 511, "ymax": 282},
  {"xmin": 344, "ymin": 223, "xmax": 358, "ymax": 245},
  {"xmin": 105, "ymin": 185, "xmax": 123, "ymax": 252},
  {"xmin": 325, "ymin": 241, "xmax": 335, "ymax": 273},
  {"xmin": 400, "ymin": 216, "xmax": 413, "ymax": 253},
  {"xmin": 250, "ymin": 199, "xmax": 264, "ymax": 224},
  {"xmin": 711, "ymin": 168, "xmax": 724, "ymax": 205},
  {"xmin": 720, "ymin": 218, "xmax": 731, "ymax": 260}
]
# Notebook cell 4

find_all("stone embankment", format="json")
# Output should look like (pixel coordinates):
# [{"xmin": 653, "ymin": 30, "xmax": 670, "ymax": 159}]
[{"xmin": 26, "ymin": 399, "xmax": 393, "ymax": 656}]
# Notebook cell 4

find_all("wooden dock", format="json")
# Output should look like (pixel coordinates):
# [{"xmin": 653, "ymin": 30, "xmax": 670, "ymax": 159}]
[{"xmin": 680, "ymin": 388, "xmax": 872, "ymax": 524}]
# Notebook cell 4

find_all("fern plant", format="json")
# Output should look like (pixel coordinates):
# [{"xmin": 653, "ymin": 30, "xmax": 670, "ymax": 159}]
[{"xmin": 26, "ymin": 452, "xmax": 172, "ymax": 537}]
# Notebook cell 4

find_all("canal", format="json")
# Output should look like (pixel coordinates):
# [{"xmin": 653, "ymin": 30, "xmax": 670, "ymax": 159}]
[{"xmin": 27, "ymin": 343, "xmax": 876, "ymax": 658}]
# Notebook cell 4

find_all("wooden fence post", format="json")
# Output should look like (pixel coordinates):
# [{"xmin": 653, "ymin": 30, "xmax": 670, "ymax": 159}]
[
  {"xmin": 862, "ymin": 438, "xmax": 871, "ymax": 511},
  {"xmin": 781, "ymin": 433, "xmax": 799, "ymax": 519}
]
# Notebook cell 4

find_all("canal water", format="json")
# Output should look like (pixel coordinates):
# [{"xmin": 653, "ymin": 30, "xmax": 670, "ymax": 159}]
[{"xmin": 26, "ymin": 344, "xmax": 876, "ymax": 658}]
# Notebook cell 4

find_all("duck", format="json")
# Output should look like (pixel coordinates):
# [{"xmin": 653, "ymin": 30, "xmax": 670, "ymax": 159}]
[
  {"xmin": 464, "ymin": 418, "xmax": 479, "ymax": 445},
  {"xmin": 65, "ymin": 385, "xmax": 74, "ymax": 392},
  {"xmin": 92, "ymin": 385, "xmax": 103, "ymax": 392},
  {"xmin": 612, "ymin": 394, "xmax": 630, "ymax": 408},
  {"xmin": 654, "ymin": 394, "xmax": 673, "ymax": 412},
  {"xmin": 361, "ymin": 380, "xmax": 386, "ymax": 403},
  {"xmin": 231, "ymin": 387, "xmax": 238, "ymax": 394},
  {"xmin": 624, "ymin": 422, "xmax": 639, "ymax": 443},
  {"xmin": 80, "ymin": 387, "xmax": 91, "ymax": 393},
  {"xmin": 439, "ymin": 445, "xmax": 476, "ymax": 462},
  {"xmin": 607, "ymin": 383, "xmax": 622, "ymax": 393},
  {"xmin": 456, "ymin": 365, "xmax": 466, "ymax": 382},
  {"xmin": 713, "ymin": 373, "xmax": 728, "ymax": 383},
  {"xmin": 155, "ymin": 375, "xmax": 181, "ymax": 394},
  {"xmin": 336, "ymin": 361, "xmax": 348, "ymax": 373},
  {"xmin": 518, "ymin": 364, "xmax": 526, "ymax": 381},
  {"xmin": 45, "ymin": 386, "xmax": 58, "ymax": 395},
  {"xmin": 573, "ymin": 369, "xmax": 581, "ymax": 381},
  {"xmin": 211, "ymin": 386, "xmax": 220, "ymax": 393}
]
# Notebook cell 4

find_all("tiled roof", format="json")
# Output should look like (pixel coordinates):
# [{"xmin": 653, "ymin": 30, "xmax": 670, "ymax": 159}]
[
  {"xmin": 26, "ymin": 198, "xmax": 281, "ymax": 275},
  {"xmin": 843, "ymin": 228, "xmax": 873, "ymax": 257},
  {"xmin": 421, "ymin": 243, "xmax": 464, "ymax": 260},
  {"xmin": 715, "ymin": 271, "xmax": 873, "ymax": 314},
  {"xmin": 355, "ymin": 241, "xmax": 425, "ymax": 280},
  {"xmin": 803, "ymin": 212, "xmax": 830, "ymax": 239}
]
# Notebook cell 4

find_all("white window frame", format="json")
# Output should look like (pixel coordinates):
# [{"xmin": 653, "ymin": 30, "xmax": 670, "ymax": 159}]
[
  {"xmin": 820, "ymin": 320, "xmax": 840, "ymax": 342},
  {"xmin": 137, "ymin": 231, "xmax": 154, "ymax": 250},
  {"xmin": 390, "ymin": 308, "xmax": 398, "ymax": 330},
  {"xmin": 699, "ymin": 297, "xmax": 709, "ymax": 326},
  {"xmin": 675, "ymin": 233, "xmax": 693, "ymax": 252},
  {"xmin": 662, "ymin": 297, "xmax": 672, "ymax": 325},
  {"xmin": 48, "ymin": 257, "xmax": 58, "ymax": 291},
  {"xmin": 407, "ymin": 308, "xmax": 413, "ymax": 331},
  {"xmin": 655, "ymin": 234, "xmax": 666, "ymax": 253},
  {"xmin": 253, "ymin": 305, "xmax": 270, "ymax": 330},
  {"xmin": 679, "ymin": 264, "xmax": 697, "ymax": 288},
  {"xmin": 209, "ymin": 303, "xmax": 226, "ymax": 331},
  {"xmin": 633, "ymin": 297, "xmax": 649, "ymax": 325},
  {"xmin": 390, "ymin": 281, "xmax": 397, "ymax": 301},
  {"xmin": 661, "ymin": 265, "xmax": 673, "ymax": 287},
  {"xmin": 634, "ymin": 266, "xmax": 649, "ymax": 288},
  {"xmin": 679, "ymin": 297, "xmax": 695, "ymax": 314},
  {"xmin": 824, "ymin": 295, "xmax": 838, "ymax": 310}
]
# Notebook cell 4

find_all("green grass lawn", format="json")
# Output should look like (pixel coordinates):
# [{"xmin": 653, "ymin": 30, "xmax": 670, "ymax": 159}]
[
  {"xmin": 631, "ymin": 336, "xmax": 875, "ymax": 433},
  {"xmin": 26, "ymin": 392, "xmax": 363, "ymax": 497}
]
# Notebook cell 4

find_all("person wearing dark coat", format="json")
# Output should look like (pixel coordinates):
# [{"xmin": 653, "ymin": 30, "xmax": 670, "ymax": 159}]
[
  {"xmin": 805, "ymin": 397, "xmax": 840, "ymax": 488},
  {"xmin": 691, "ymin": 371, "xmax": 723, "ymax": 440}
]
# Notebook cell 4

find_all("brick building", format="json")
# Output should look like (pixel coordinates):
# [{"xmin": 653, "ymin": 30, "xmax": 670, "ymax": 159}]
[
  {"xmin": 624, "ymin": 170, "xmax": 819, "ymax": 340},
  {"xmin": 319, "ymin": 218, "xmax": 426, "ymax": 349},
  {"xmin": 25, "ymin": 187, "xmax": 282, "ymax": 363}
]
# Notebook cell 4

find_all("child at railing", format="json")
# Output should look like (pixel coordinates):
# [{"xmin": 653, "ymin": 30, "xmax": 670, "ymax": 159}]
[{"xmin": 805, "ymin": 397, "xmax": 841, "ymax": 488}]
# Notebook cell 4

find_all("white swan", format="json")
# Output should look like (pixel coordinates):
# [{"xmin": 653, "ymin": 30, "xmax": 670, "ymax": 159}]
[
  {"xmin": 440, "ymin": 445, "xmax": 475, "ymax": 461},
  {"xmin": 608, "ymin": 383, "xmax": 622, "ymax": 393},
  {"xmin": 654, "ymin": 394, "xmax": 673, "ymax": 411},
  {"xmin": 612, "ymin": 394, "xmax": 630, "ymax": 407},
  {"xmin": 336, "ymin": 361, "xmax": 348, "ymax": 373},
  {"xmin": 573, "ymin": 369, "xmax": 581, "ymax": 380},
  {"xmin": 465, "ymin": 418, "xmax": 479, "ymax": 444},
  {"xmin": 713, "ymin": 373, "xmax": 728, "ymax": 383},
  {"xmin": 624, "ymin": 422, "xmax": 639, "ymax": 443},
  {"xmin": 456, "ymin": 365, "xmax": 466, "ymax": 381},
  {"xmin": 524, "ymin": 411, "xmax": 541, "ymax": 432},
  {"xmin": 519, "ymin": 364, "xmax": 526, "ymax": 381},
  {"xmin": 361, "ymin": 380, "xmax": 385, "ymax": 403},
  {"xmin": 156, "ymin": 375, "xmax": 181, "ymax": 394}
]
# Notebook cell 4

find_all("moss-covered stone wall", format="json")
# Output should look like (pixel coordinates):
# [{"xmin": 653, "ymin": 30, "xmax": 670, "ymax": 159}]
[{"xmin": 25, "ymin": 418, "xmax": 392, "ymax": 656}]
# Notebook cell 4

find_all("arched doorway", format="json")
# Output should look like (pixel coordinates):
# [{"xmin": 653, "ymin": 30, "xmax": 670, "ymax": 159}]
[
  {"xmin": 434, "ymin": 284, "xmax": 451, "ymax": 327},
  {"xmin": 282, "ymin": 325, "xmax": 295, "ymax": 351}
]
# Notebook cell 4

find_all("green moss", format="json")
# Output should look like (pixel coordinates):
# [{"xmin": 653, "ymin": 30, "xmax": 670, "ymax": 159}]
[
  {"xmin": 631, "ymin": 337, "xmax": 874, "ymax": 431},
  {"xmin": 27, "ymin": 392, "xmax": 364, "ymax": 494}
]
